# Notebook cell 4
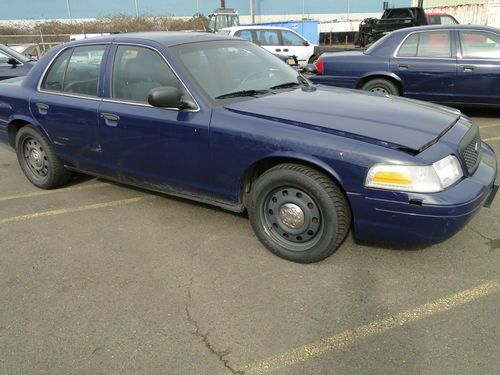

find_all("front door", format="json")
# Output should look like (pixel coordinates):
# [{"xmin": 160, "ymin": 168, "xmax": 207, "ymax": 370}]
[
  {"xmin": 454, "ymin": 29, "xmax": 500, "ymax": 105},
  {"xmin": 97, "ymin": 44, "xmax": 212, "ymax": 197}
]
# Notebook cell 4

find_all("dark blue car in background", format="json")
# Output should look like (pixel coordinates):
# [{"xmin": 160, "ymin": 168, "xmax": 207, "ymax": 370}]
[
  {"xmin": 0, "ymin": 32, "xmax": 498, "ymax": 263},
  {"xmin": 310, "ymin": 25, "xmax": 500, "ymax": 107},
  {"xmin": 0, "ymin": 44, "xmax": 36, "ymax": 81}
]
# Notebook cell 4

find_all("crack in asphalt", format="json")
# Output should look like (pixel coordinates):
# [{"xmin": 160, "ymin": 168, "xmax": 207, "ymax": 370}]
[
  {"xmin": 185, "ymin": 283, "xmax": 244, "ymax": 375},
  {"xmin": 468, "ymin": 227, "xmax": 499, "ymax": 252}
]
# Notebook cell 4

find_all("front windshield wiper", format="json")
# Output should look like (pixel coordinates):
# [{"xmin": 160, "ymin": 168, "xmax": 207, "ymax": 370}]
[
  {"xmin": 215, "ymin": 89, "xmax": 270, "ymax": 99},
  {"xmin": 269, "ymin": 82, "xmax": 302, "ymax": 90}
]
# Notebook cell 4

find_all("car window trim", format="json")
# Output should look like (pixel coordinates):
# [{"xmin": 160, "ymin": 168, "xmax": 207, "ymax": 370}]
[
  {"xmin": 394, "ymin": 29, "xmax": 455, "ymax": 60},
  {"xmin": 456, "ymin": 29, "xmax": 500, "ymax": 60},
  {"xmin": 38, "ymin": 43, "xmax": 109, "ymax": 100},
  {"xmin": 106, "ymin": 42, "xmax": 200, "ymax": 113}
]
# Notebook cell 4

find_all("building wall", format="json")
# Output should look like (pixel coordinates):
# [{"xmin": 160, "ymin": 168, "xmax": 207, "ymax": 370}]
[{"xmin": 412, "ymin": 0, "xmax": 486, "ymax": 5}]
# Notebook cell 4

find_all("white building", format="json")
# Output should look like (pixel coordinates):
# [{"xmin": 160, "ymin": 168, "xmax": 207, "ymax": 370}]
[{"xmin": 413, "ymin": 0, "xmax": 500, "ymax": 26}]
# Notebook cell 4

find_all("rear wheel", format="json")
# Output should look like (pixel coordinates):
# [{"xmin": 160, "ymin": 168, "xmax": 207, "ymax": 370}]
[
  {"xmin": 248, "ymin": 164, "xmax": 351, "ymax": 263},
  {"xmin": 15, "ymin": 125, "xmax": 71, "ymax": 189},
  {"xmin": 361, "ymin": 78, "xmax": 399, "ymax": 96}
]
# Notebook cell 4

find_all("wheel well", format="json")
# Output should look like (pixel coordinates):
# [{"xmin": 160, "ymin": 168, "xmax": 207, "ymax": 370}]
[
  {"xmin": 356, "ymin": 75, "xmax": 403, "ymax": 95},
  {"xmin": 240, "ymin": 157, "xmax": 345, "ymax": 208},
  {"xmin": 7, "ymin": 120, "xmax": 31, "ymax": 148}
]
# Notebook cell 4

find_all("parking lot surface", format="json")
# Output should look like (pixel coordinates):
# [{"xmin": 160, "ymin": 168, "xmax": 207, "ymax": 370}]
[{"xmin": 1, "ymin": 108, "xmax": 499, "ymax": 374}]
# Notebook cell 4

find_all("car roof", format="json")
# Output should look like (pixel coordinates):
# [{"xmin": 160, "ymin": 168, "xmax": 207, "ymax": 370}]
[
  {"xmin": 221, "ymin": 25, "xmax": 297, "ymax": 32},
  {"xmin": 63, "ymin": 31, "xmax": 235, "ymax": 48},
  {"xmin": 392, "ymin": 24, "xmax": 499, "ymax": 35}
]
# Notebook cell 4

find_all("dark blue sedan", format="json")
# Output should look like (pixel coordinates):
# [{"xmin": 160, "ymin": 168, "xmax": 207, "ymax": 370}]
[
  {"xmin": 0, "ymin": 44, "xmax": 36, "ymax": 81},
  {"xmin": 310, "ymin": 25, "xmax": 500, "ymax": 107},
  {"xmin": 0, "ymin": 32, "xmax": 498, "ymax": 263}
]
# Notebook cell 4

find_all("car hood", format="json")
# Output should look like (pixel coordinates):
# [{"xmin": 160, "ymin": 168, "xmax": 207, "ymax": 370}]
[{"xmin": 223, "ymin": 86, "xmax": 461, "ymax": 152}]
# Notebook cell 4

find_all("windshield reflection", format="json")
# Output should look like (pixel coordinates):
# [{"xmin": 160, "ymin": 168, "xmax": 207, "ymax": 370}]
[{"xmin": 170, "ymin": 40, "xmax": 308, "ymax": 100}]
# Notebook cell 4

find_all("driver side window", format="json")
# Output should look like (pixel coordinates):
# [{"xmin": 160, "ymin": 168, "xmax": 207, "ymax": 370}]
[{"xmin": 112, "ymin": 45, "xmax": 180, "ymax": 104}]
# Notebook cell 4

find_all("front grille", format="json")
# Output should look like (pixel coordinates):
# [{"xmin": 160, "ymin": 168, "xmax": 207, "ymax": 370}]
[{"xmin": 459, "ymin": 128, "xmax": 481, "ymax": 175}]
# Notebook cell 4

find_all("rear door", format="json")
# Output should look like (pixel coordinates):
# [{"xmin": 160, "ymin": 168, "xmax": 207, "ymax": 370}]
[
  {"xmin": 390, "ymin": 30, "xmax": 456, "ymax": 102},
  {"xmin": 29, "ymin": 44, "xmax": 108, "ymax": 171},
  {"xmin": 254, "ymin": 29, "xmax": 282, "ymax": 56},
  {"xmin": 454, "ymin": 29, "xmax": 500, "ymax": 105}
]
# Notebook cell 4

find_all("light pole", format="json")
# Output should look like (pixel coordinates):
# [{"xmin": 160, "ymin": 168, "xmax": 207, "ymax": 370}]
[
  {"xmin": 66, "ymin": 0, "xmax": 72, "ymax": 22},
  {"xmin": 134, "ymin": 0, "xmax": 139, "ymax": 16}
]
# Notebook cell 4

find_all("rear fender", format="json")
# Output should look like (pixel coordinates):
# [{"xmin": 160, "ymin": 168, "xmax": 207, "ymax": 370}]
[{"xmin": 357, "ymin": 71, "xmax": 404, "ymax": 92}]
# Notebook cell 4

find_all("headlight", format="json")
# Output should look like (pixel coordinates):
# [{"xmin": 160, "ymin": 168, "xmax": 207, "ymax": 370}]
[{"xmin": 365, "ymin": 155, "xmax": 463, "ymax": 193}]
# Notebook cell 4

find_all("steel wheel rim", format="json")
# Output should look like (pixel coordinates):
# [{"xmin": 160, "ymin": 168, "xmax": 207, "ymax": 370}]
[
  {"xmin": 22, "ymin": 137, "xmax": 49, "ymax": 179},
  {"xmin": 262, "ymin": 186, "xmax": 323, "ymax": 252},
  {"xmin": 370, "ymin": 86, "xmax": 389, "ymax": 94}
]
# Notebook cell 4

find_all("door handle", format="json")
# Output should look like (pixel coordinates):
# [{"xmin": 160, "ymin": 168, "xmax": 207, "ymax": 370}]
[
  {"xmin": 398, "ymin": 64, "xmax": 409, "ymax": 69},
  {"xmin": 459, "ymin": 65, "xmax": 475, "ymax": 72},
  {"xmin": 36, "ymin": 102, "xmax": 49, "ymax": 115},
  {"xmin": 100, "ymin": 112, "xmax": 120, "ymax": 127},
  {"xmin": 275, "ymin": 48, "xmax": 281, "ymax": 52},
  {"xmin": 283, "ymin": 48, "xmax": 289, "ymax": 52}
]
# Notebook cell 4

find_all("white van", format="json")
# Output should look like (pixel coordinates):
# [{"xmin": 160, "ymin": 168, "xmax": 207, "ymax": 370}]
[{"xmin": 219, "ymin": 26, "xmax": 317, "ymax": 66}]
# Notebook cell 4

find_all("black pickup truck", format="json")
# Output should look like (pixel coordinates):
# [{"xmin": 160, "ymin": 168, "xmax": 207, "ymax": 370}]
[{"xmin": 356, "ymin": 6, "xmax": 429, "ymax": 47}]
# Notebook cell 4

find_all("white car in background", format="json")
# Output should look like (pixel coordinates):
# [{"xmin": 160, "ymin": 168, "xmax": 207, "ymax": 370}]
[{"xmin": 219, "ymin": 26, "xmax": 317, "ymax": 65}]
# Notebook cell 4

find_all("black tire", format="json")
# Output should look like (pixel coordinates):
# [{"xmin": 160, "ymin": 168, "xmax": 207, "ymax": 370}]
[
  {"xmin": 248, "ymin": 163, "xmax": 351, "ymax": 263},
  {"xmin": 15, "ymin": 125, "xmax": 71, "ymax": 189},
  {"xmin": 307, "ymin": 55, "xmax": 319, "ymax": 64},
  {"xmin": 361, "ymin": 78, "xmax": 399, "ymax": 96}
]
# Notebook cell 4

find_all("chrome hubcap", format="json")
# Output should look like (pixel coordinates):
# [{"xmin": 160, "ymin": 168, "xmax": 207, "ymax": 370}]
[
  {"xmin": 279, "ymin": 203, "xmax": 305, "ymax": 230},
  {"xmin": 263, "ymin": 187, "xmax": 322, "ymax": 246}
]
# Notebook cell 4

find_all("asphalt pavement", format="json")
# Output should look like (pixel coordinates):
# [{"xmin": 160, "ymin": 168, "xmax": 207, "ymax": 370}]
[{"xmin": 0, "ymin": 108, "xmax": 499, "ymax": 375}]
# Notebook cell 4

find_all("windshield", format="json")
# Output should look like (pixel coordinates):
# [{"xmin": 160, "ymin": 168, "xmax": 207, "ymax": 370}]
[
  {"xmin": 169, "ymin": 40, "xmax": 309, "ymax": 101},
  {"xmin": 0, "ymin": 44, "xmax": 31, "ymax": 63}
]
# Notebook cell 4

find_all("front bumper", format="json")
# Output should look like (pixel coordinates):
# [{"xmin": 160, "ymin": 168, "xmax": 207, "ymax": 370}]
[{"xmin": 349, "ymin": 143, "xmax": 498, "ymax": 245}]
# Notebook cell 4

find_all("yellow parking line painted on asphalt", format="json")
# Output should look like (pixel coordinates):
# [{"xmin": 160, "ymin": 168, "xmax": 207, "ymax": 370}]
[
  {"xmin": 240, "ymin": 279, "xmax": 500, "ymax": 375},
  {"xmin": 0, "ymin": 182, "xmax": 109, "ymax": 202},
  {"xmin": 479, "ymin": 124, "xmax": 500, "ymax": 129},
  {"xmin": 484, "ymin": 136, "xmax": 500, "ymax": 142},
  {"xmin": 0, "ymin": 195, "xmax": 156, "ymax": 225}
]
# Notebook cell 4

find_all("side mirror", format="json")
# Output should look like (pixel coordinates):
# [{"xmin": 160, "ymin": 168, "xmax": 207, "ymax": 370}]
[
  {"xmin": 148, "ymin": 87, "xmax": 196, "ymax": 110},
  {"xmin": 7, "ymin": 57, "xmax": 20, "ymax": 66},
  {"xmin": 301, "ymin": 64, "xmax": 318, "ymax": 75},
  {"xmin": 303, "ymin": 41, "xmax": 310, "ymax": 47}
]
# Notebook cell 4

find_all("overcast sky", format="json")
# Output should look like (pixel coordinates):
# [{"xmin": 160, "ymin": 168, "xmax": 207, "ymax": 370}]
[{"xmin": 1, "ymin": 0, "xmax": 411, "ymax": 20}]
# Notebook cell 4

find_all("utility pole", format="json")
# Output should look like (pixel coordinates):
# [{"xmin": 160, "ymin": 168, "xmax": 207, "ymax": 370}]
[
  {"xmin": 134, "ymin": 0, "xmax": 139, "ymax": 16},
  {"xmin": 221, "ymin": 0, "xmax": 225, "ymax": 8},
  {"xmin": 250, "ymin": 0, "xmax": 255, "ymax": 23},
  {"xmin": 66, "ymin": 0, "xmax": 72, "ymax": 22}
]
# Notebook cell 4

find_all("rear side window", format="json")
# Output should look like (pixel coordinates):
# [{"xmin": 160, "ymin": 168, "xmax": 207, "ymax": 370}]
[
  {"xmin": 41, "ymin": 45, "xmax": 106, "ymax": 96},
  {"xmin": 255, "ymin": 30, "xmax": 280, "ymax": 46},
  {"xmin": 111, "ymin": 45, "xmax": 180, "ymax": 104},
  {"xmin": 41, "ymin": 48, "xmax": 72, "ymax": 91},
  {"xmin": 397, "ymin": 31, "xmax": 451, "ymax": 58},
  {"xmin": 235, "ymin": 30, "xmax": 253, "ymax": 42}
]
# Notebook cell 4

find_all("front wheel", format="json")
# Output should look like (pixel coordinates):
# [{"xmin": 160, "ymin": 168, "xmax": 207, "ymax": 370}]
[
  {"xmin": 15, "ymin": 125, "xmax": 71, "ymax": 189},
  {"xmin": 248, "ymin": 164, "xmax": 351, "ymax": 263},
  {"xmin": 361, "ymin": 78, "xmax": 399, "ymax": 96}
]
